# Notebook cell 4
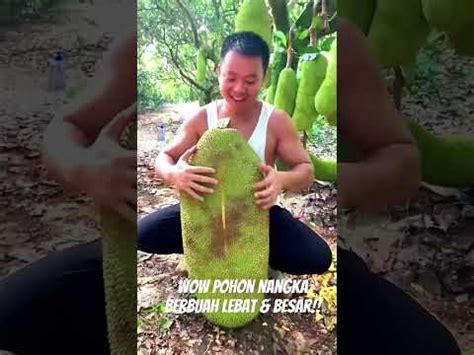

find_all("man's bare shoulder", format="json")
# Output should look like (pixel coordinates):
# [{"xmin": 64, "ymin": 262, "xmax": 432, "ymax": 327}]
[
  {"xmin": 180, "ymin": 106, "xmax": 208, "ymax": 135},
  {"xmin": 268, "ymin": 108, "xmax": 295, "ymax": 135}
]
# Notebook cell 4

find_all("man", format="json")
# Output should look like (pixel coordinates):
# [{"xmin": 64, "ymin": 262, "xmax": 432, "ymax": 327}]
[{"xmin": 138, "ymin": 31, "xmax": 333, "ymax": 275}]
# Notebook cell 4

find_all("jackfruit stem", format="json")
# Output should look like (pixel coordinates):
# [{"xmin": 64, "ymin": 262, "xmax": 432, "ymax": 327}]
[
  {"xmin": 221, "ymin": 188, "xmax": 226, "ymax": 231},
  {"xmin": 221, "ymin": 188, "xmax": 227, "ymax": 254}
]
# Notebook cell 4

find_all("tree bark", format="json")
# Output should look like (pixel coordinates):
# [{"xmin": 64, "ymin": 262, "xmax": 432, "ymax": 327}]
[{"xmin": 268, "ymin": 0, "xmax": 289, "ymax": 34}]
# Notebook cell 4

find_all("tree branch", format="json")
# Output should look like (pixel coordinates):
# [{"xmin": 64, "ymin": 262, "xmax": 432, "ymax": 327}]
[
  {"xmin": 163, "ymin": 38, "xmax": 206, "ymax": 92},
  {"xmin": 175, "ymin": 0, "xmax": 200, "ymax": 48}
]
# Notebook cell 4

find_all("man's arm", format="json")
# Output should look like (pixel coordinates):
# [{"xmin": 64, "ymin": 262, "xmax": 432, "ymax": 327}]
[
  {"xmin": 155, "ymin": 110, "xmax": 217, "ymax": 201},
  {"xmin": 254, "ymin": 111, "xmax": 314, "ymax": 210},
  {"xmin": 338, "ymin": 20, "xmax": 421, "ymax": 212},
  {"xmin": 273, "ymin": 111, "xmax": 314, "ymax": 192}
]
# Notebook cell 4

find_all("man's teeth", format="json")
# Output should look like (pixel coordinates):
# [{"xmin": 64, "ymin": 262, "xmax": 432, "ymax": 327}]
[{"xmin": 232, "ymin": 96, "xmax": 245, "ymax": 101}]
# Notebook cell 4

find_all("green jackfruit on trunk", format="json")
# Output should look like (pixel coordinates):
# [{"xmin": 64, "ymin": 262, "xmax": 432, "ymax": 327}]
[
  {"xmin": 235, "ymin": 0, "xmax": 273, "ymax": 51},
  {"xmin": 315, "ymin": 40, "xmax": 337, "ymax": 127},
  {"xmin": 368, "ymin": 0, "xmax": 430, "ymax": 67},
  {"xmin": 181, "ymin": 129, "xmax": 269, "ymax": 328},
  {"xmin": 265, "ymin": 50, "xmax": 287, "ymax": 104},
  {"xmin": 310, "ymin": 154, "xmax": 337, "ymax": 182},
  {"xmin": 292, "ymin": 53, "xmax": 327, "ymax": 131},
  {"xmin": 407, "ymin": 119, "xmax": 474, "ymax": 187},
  {"xmin": 197, "ymin": 48, "xmax": 207, "ymax": 82},
  {"xmin": 100, "ymin": 122, "xmax": 137, "ymax": 355},
  {"xmin": 274, "ymin": 67, "xmax": 298, "ymax": 116}
]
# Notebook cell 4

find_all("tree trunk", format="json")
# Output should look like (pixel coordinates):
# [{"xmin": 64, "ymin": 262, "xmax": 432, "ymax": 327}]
[{"xmin": 267, "ymin": 0, "xmax": 289, "ymax": 34}]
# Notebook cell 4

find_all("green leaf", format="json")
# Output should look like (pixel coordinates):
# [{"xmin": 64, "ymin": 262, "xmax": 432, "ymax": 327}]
[
  {"xmin": 158, "ymin": 317, "xmax": 173, "ymax": 331},
  {"xmin": 297, "ymin": 29, "xmax": 310, "ymax": 40},
  {"xmin": 273, "ymin": 30, "xmax": 287, "ymax": 48},
  {"xmin": 152, "ymin": 302, "xmax": 167, "ymax": 314},
  {"xmin": 318, "ymin": 33, "xmax": 336, "ymax": 52}
]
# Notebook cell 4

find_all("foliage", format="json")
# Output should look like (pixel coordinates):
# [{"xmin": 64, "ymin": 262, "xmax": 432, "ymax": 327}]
[{"xmin": 138, "ymin": 0, "xmax": 240, "ymax": 106}]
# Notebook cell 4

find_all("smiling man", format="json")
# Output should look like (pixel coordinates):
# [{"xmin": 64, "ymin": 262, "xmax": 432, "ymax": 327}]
[{"xmin": 138, "ymin": 31, "xmax": 333, "ymax": 276}]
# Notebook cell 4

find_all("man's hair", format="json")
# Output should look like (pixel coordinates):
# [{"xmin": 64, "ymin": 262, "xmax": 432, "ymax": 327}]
[{"xmin": 220, "ymin": 32, "xmax": 270, "ymax": 72}]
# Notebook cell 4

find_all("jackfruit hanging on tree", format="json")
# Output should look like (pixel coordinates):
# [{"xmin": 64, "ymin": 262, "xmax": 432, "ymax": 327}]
[
  {"xmin": 196, "ymin": 48, "xmax": 207, "ymax": 83},
  {"xmin": 407, "ymin": 119, "xmax": 474, "ymax": 187},
  {"xmin": 180, "ymin": 128, "xmax": 269, "ymax": 328},
  {"xmin": 235, "ymin": 0, "xmax": 273, "ymax": 50},
  {"xmin": 273, "ymin": 32, "xmax": 297, "ymax": 116},
  {"xmin": 315, "ymin": 38, "xmax": 337, "ymax": 127},
  {"xmin": 292, "ymin": 52, "xmax": 327, "ymax": 131},
  {"xmin": 310, "ymin": 153, "xmax": 337, "ymax": 182},
  {"xmin": 367, "ymin": 0, "xmax": 430, "ymax": 67},
  {"xmin": 100, "ymin": 121, "xmax": 137, "ymax": 355},
  {"xmin": 265, "ymin": 48, "xmax": 287, "ymax": 104}
]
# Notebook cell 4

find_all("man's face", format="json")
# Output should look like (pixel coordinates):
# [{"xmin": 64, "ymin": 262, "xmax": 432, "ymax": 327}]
[{"xmin": 218, "ymin": 50, "xmax": 265, "ymax": 112}]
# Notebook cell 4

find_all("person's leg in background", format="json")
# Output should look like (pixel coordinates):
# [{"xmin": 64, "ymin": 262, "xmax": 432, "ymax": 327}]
[
  {"xmin": 138, "ymin": 203, "xmax": 183, "ymax": 254},
  {"xmin": 0, "ymin": 240, "xmax": 109, "ymax": 355},
  {"xmin": 268, "ymin": 206, "xmax": 332, "ymax": 275},
  {"xmin": 338, "ymin": 246, "xmax": 460, "ymax": 355}
]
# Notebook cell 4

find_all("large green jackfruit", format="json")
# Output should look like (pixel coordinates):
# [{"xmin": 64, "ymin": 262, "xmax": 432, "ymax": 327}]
[
  {"xmin": 292, "ymin": 53, "xmax": 327, "ymax": 131},
  {"xmin": 407, "ymin": 119, "xmax": 474, "ymax": 187},
  {"xmin": 196, "ymin": 48, "xmax": 207, "ymax": 83},
  {"xmin": 100, "ymin": 122, "xmax": 137, "ymax": 355},
  {"xmin": 310, "ymin": 154, "xmax": 337, "ymax": 182},
  {"xmin": 367, "ymin": 0, "xmax": 430, "ymax": 67},
  {"xmin": 339, "ymin": 0, "xmax": 377, "ymax": 35},
  {"xmin": 266, "ymin": 50, "xmax": 287, "ymax": 104},
  {"xmin": 235, "ymin": 0, "xmax": 273, "ymax": 51},
  {"xmin": 273, "ymin": 67, "xmax": 298, "ymax": 116},
  {"xmin": 181, "ymin": 129, "xmax": 269, "ymax": 328},
  {"xmin": 315, "ymin": 40, "xmax": 337, "ymax": 127}
]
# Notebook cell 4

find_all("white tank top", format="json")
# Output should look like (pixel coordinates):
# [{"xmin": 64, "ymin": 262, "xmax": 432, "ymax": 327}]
[{"xmin": 205, "ymin": 100, "xmax": 274, "ymax": 163}]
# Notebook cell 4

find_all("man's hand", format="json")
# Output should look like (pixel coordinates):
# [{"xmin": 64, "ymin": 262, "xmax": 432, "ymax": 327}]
[
  {"xmin": 71, "ymin": 105, "xmax": 137, "ymax": 221},
  {"xmin": 167, "ymin": 146, "xmax": 218, "ymax": 201},
  {"xmin": 254, "ymin": 164, "xmax": 283, "ymax": 210}
]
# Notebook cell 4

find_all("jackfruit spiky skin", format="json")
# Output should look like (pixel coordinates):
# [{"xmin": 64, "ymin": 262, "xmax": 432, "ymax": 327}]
[
  {"xmin": 315, "ymin": 40, "xmax": 337, "ymax": 127},
  {"xmin": 274, "ymin": 67, "xmax": 298, "ymax": 116},
  {"xmin": 292, "ymin": 53, "xmax": 327, "ymax": 132},
  {"xmin": 197, "ymin": 48, "xmax": 207, "ymax": 82},
  {"xmin": 100, "ymin": 122, "xmax": 137, "ymax": 355},
  {"xmin": 339, "ymin": 0, "xmax": 377, "ymax": 35},
  {"xmin": 367, "ymin": 0, "xmax": 430, "ymax": 67},
  {"xmin": 181, "ymin": 129, "xmax": 269, "ymax": 328},
  {"xmin": 310, "ymin": 154, "xmax": 337, "ymax": 182},
  {"xmin": 235, "ymin": 0, "xmax": 273, "ymax": 51},
  {"xmin": 407, "ymin": 119, "xmax": 474, "ymax": 187}
]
